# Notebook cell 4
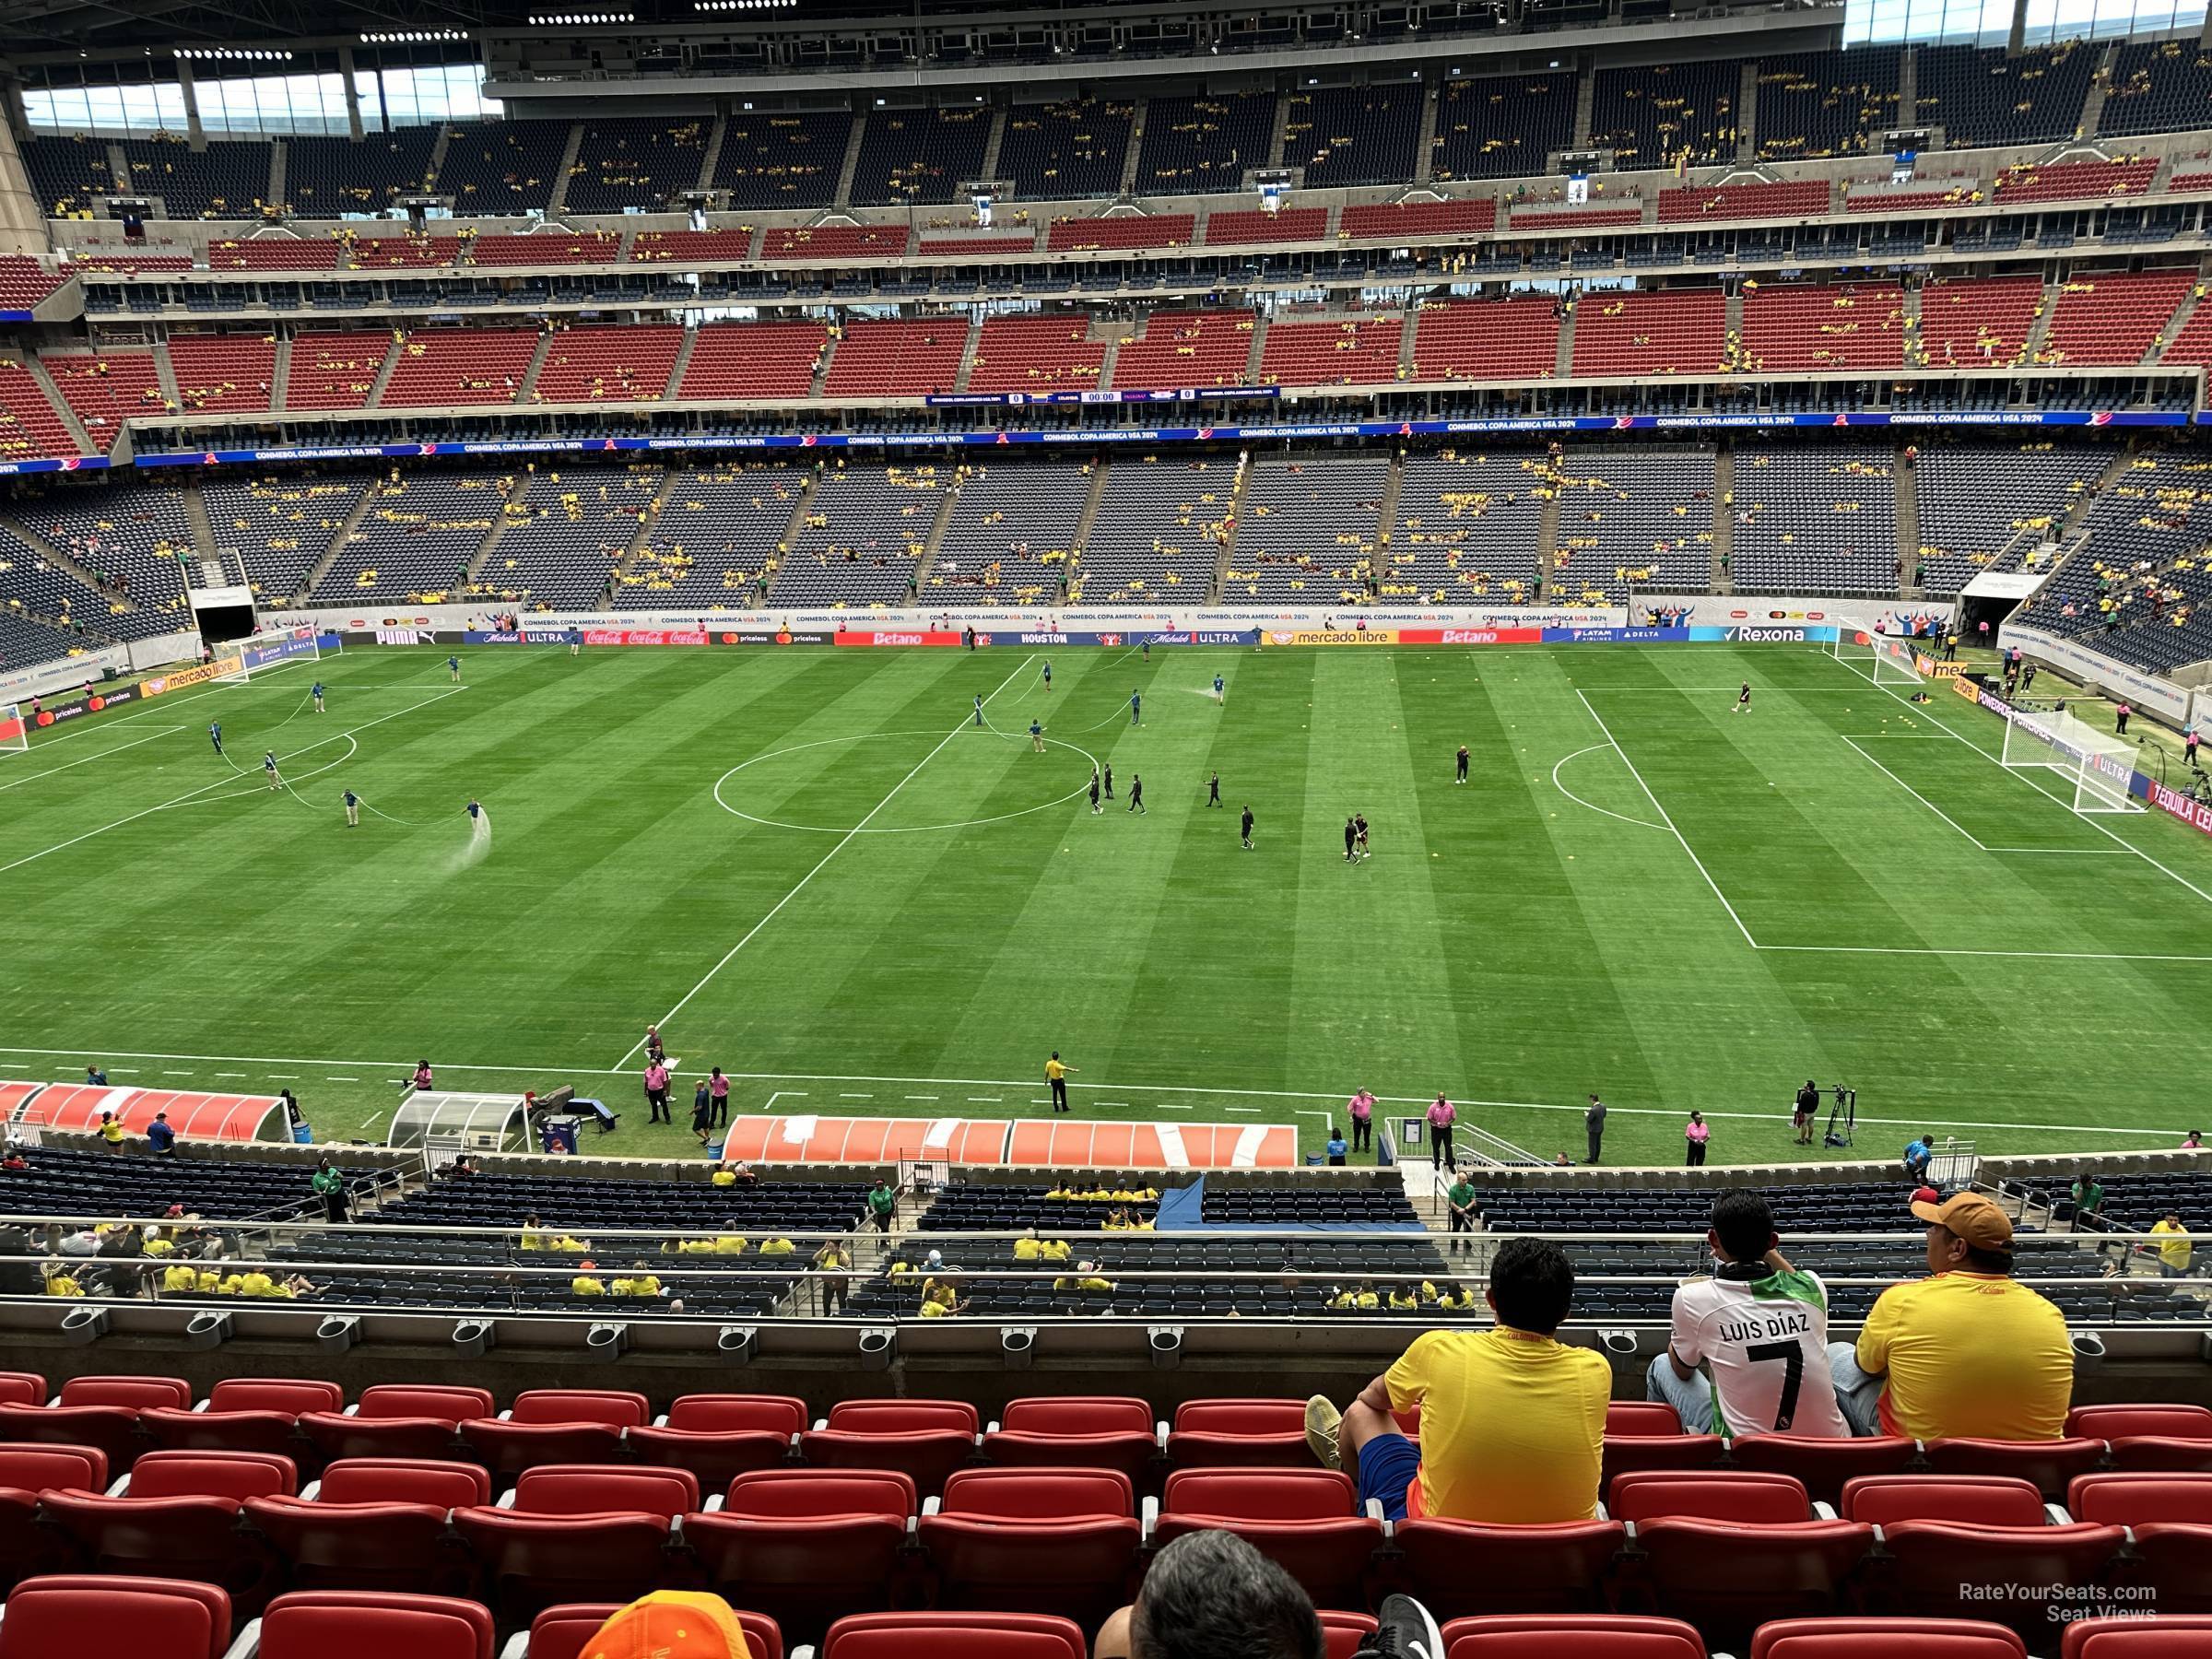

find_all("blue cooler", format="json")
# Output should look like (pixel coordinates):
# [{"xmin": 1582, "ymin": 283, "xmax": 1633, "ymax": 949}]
[{"xmin": 291, "ymin": 1123, "xmax": 313, "ymax": 1145}]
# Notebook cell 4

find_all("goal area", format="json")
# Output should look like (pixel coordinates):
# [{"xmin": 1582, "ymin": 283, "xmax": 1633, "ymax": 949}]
[
  {"xmin": 0, "ymin": 703, "xmax": 25, "ymax": 756},
  {"xmin": 2001, "ymin": 708, "xmax": 2145, "ymax": 816},
  {"xmin": 229, "ymin": 626, "xmax": 332, "ymax": 683},
  {"xmin": 1831, "ymin": 630, "xmax": 1924, "ymax": 688}
]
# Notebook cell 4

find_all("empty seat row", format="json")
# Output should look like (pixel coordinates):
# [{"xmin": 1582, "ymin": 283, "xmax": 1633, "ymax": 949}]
[{"xmin": 18, "ymin": 1448, "xmax": 2212, "ymax": 1654}]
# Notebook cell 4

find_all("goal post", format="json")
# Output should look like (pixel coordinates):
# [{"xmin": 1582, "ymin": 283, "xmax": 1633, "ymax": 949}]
[
  {"xmin": 2000, "ymin": 707, "xmax": 2145, "ymax": 816},
  {"xmin": 232, "ymin": 626, "xmax": 325, "ymax": 683},
  {"xmin": 1832, "ymin": 630, "xmax": 1923, "ymax": 688},
  {"xmin": 0, "ymin": 702, "xmax": 26, "ymax": 756}
]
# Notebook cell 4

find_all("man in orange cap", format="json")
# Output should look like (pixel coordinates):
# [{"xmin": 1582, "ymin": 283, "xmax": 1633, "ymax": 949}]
[
  {"xmin": 586, "ymin": 1592, "xmax": 753, "ymax": 1659},
  {"xmin": 1825, "ymin": 1191, "xmax": 2072, "ymax": 1441}
]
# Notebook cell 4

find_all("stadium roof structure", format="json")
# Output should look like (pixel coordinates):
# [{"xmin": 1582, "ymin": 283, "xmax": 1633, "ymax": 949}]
[{"xmin": 388, "ymin": 1088, "xmax": 530, "ymax": 1153}]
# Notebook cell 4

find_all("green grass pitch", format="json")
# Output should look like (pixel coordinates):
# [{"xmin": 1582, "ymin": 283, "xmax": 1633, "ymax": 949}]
[{"xmin": 5, "ymin": 640, "xmax": 2209, "ymax": 1169}]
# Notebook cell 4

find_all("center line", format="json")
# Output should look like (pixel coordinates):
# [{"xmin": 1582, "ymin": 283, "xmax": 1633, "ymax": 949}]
[{"xmin": 613, "ymin": 653, "xmax": 1036, "ymax": 1067}]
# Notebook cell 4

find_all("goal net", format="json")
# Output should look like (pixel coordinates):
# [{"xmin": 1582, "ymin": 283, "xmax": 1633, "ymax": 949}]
[
  {"xmin": 0, "ymin": 703, "xmax": 25, "ymax": 756},
  {"xmin": 232, "ymin": 626, "xmax": 328, "ymax": 683},
  {"xmin": 1832, "ymin": 631, "xmax": 1923, "ymax": 688},
  {"xmin": 2001, "ymin": 708, "xmax": 2145, "ymax": 816}
]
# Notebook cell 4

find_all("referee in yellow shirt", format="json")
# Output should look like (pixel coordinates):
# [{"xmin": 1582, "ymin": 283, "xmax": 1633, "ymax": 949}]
[{"xmin": 1045, "ymin": 1051, "xmax": 1077, "ymax": 1113}]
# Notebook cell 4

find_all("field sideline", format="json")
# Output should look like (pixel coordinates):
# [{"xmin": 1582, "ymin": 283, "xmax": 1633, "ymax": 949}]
[{"xmin": 5, "ymin": 639, "xmax": 2207, "ymax": 1168}]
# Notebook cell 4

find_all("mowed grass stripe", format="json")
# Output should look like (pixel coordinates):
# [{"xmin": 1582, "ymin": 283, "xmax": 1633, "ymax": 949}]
[{"xmin": 9, "ymin": 643, "xmax": 2212, "ymax": 1165}]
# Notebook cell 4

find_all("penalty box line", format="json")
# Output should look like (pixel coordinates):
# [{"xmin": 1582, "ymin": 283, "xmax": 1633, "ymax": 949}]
[{"xmin": 1579, "ymin": 689, "xmax": 2212, "ymax": 966}]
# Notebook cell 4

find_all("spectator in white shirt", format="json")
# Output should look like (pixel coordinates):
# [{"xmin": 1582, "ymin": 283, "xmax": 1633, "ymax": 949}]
[{"xmin": 1646, "ymin": 1190, "xmax": 1849, "ymax": 1441}]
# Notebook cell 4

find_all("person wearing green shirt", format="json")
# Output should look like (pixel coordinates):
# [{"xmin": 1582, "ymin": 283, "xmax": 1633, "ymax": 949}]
[
  {"xmin": 2070, "ymin": 1173, "xmax": 2105, "ymax": 1234},
  {"xmin": 311, "ymin": 1159, "xmax": 347, "ymax": 1224},
  {"xmin": 1446, "ymin": 1176, "xmax": 1477, "ymax": 1255},
  {"xmin": 868, "ymin": 1181, "xmax": 897, "ymax": 1234}
]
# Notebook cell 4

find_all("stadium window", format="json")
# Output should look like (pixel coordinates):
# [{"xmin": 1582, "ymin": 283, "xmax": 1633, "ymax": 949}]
[
  {"xmin": 372, "ymin": 62, "xmax": 501, "ymax": 127},
  {"xmin": 2025, "ymin": 0, "xmax": 2208, "ymax": 38}
]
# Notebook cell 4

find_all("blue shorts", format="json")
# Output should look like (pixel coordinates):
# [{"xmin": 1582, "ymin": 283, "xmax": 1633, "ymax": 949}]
[{"xmin": 1355, "ymin": 1430, "xmax": 1422, "ymax": 1523}]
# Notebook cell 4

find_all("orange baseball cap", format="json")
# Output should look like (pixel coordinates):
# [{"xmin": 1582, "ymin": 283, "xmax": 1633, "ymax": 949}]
[
  {"xmin": 1909, "ymin": 1190, "xmax": 2014, "ymax": 1252},
  {"xmin": 584, "ymin": 1594, "xmax": 753, "ymax": 1659}
]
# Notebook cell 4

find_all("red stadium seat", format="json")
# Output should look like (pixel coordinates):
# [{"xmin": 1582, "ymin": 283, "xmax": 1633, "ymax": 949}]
[
  {"xmin": 0, "ymin": 1573, "xmax": 231, "ymax": 1659},
  {"xmin": 2067, "ymin": 1471, "xmax": 2212, "ymax": 1525},
  {"xmin": 916, "ymin": 1466, "xmax": 1141, "ymax": 1633},
  {"xmin": 982, "ymin": 1396, "xmax": 1159, "ymax": 1484},
  {"xmin": 684, "ymin": 1468, "xmax": 915, "ymax": 1643},
  {"xmin": 1163, "ymin": 1398, "xmax": 1310, "ymax": 1468},
  {"xmin": 1153, "ymin": 1467, "xmax": 1381, "ymax": 1611},
  {"xmin": 1729, "ymin": 1436, "xmax": 1918, "ymax": 1507},
  {"xmin": 526, "ymin": 1604, "xmax": 784, "ymax": 1659},
  {"xmin": 1839, "ymin": 1476, "xmax": 2048, "ymax": 1528},
  {"xmin": 2068, "ymin": 1406, "xmax": 2212, "ymax": 1474},
  {"xmin": 628, "ymin": 1394, "xmax": 805, "ymax": 1489},
  {"xmin": 1922, "ymin": 1438, "xmax": 2109, "ymax": 1499},
  {"xmin": 208, "ymin": 1381, "xmax": 346, "ymax": 1416},
  {"xmin": 0, "ymin": 1444, "xmax": 105, "ymax": 1491},
  {"xmin": 1439, "ymin": 1614, "xmax": 1707, "ymax": 1658},
  {"xmin": 1318, "ymin": 1612, "xmax": 1378, "ymax": 1659},
  {"xmin": 2064, "ymin": 1616, "xmax": 2212, "ymax": 1658},
  {"xmin": 141, "ymin": 1406, "xmax": 312, "ymax": 1463},
  {"xmin": 1750, "ymin": 1618, "xmax": 2028, "ymax": 1658},
  {"xmin": 806, "ymin": 1400, "xmax": 978, "ymax": 1496},
  {"xmin": 0, "ymin": 1374, "xmax": 46, "ymax": 1407},
  {"xmin": 241, "ymin": 1494, "xmax": 476, "ymax": 1597},
  {"xmin": 124, "ymin": 1450, "xmax": 297, "ymax": 1500},
  {"xmin": 57, "ymin": 1378, "xmax": 191, "ymax": 1410},
  {"xmin": 314, "ymin": 1457, "xmax": 492, "ymax": 1507},
  {"xmin": 1606, "ymin": 1403, "xmax": 1683, "ymax": 1437},
  {"xmin": 2067, "ymin": 1406, "xmax": 2212, "ymax": 1441},
  {"xmin": 358, "ymin": 1386, "xmax": 496, "ymax": 1421},
  {"xmin": 1600, "ymin": 1433, "xmax": 1726, "ymax": 1496},
  {"xmin": 1610, "ymin": 1473, "xmax": 1873, "ymax": 1652},
  {"xmin": 0, "ymin": 1405, "xmax": 148, "ymax": 1474},
  {"xmin": 258, "ymin": 1592, "xmax": 495, "ymax": 1659},
  {"xmin": 1609, "ymin": 1471, "xmax": 1816, "ymax": 1524},
  {"xmin": 820, "ymin": 1613, "xmax": 1087, "ymax": 1659},
  {"xmin": 1863, "ymin": 1516, "xmax": 2124, "ymax": 1640},
  {"xmin": 1393, "ymin": 1518, "xmax": 1625, "ymax": 1618},
  {"xmin": 449, "ymin": 1503, "xmax": 675, "ymax": 1628},
  {"xmin": 508, "ymin": 1391, "xmax": 651, "ymax": 1430},
  {"xmin": 509, "ymin": 1464, "xmax": 697, "ymax": 1518},
  {"xmin": 2066, "ymin": 1473, "xmax": 2212, "ymax": 1614},
  {"xmin": 460, "ymin": 1418, "xmax": 627, "ymax": 1483},
  {"xmin": 0, "ymin": 1446, "xmax": 106, "ymax": 1592},
  {"xmin": 37, "ymin": 1487, "xmax": 281, "ymax": 1614},
  {"xmin": 299, "ymin": 1386, "xmax": 488, "ymax": 1463}
]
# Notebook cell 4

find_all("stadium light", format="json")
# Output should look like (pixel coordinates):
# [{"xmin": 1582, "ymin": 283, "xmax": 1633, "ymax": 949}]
[
  {"xmin": 528, "ymin": 10, "xmax": 635, "ymax": 20},
  {"xmin": 359, "ymin": 29, "xmax": 471, "ymax": 41}
]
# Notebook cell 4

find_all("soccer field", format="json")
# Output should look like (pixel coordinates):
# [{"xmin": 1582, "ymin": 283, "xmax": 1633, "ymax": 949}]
[{"xmin": 6, "ymin": 639, "xmax": 2209, "ymax": 1167}]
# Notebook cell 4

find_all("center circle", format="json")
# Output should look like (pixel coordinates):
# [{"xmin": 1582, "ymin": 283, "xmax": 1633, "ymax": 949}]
[{"xmin": 712, "ymin": 729, "xmax": 1102, "ymax": 835}]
